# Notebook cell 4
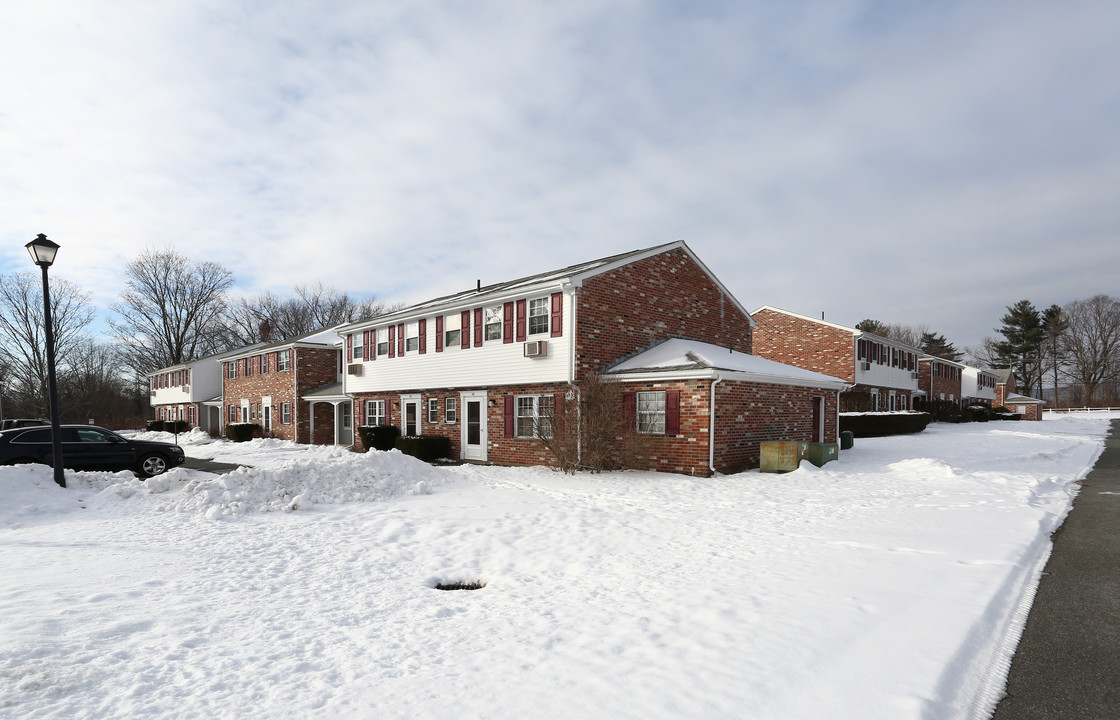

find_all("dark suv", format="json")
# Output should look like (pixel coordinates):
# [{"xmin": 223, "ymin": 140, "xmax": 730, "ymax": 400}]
[
  {"xmin": 0, "ymin": 418, "xmax": 50, "ymax": 431},
  {"xmin": 0, "ymin": 425, "xmax": 185, "ymax": 478}
]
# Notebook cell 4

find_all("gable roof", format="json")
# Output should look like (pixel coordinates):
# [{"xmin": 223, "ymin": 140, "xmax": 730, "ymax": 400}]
[
  {"xmin": 604, "ymin": 338, "xmax": 849, "ymax": 390},
  {"xmin": 990, "ymin": 368, "xmax": 1014, "ymax": 384},
  {"xmin": 340, "ymin": 241, "xmax": 753, "ymax": 332},
  {"xmin": 219, "ymin": 328, "xmax": 341, "ymax": 362}
]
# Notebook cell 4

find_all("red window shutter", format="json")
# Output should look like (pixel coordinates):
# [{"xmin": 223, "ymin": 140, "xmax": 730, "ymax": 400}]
[
  {"xmin": 360, "ymin": 400, "xmax": 366, "ymax": 425},
  {"xmin": 388, "ymin": 325, "xmax": 396, "ymax": 358},
  {"xmin": 461, "ymin": 310, "xmax": 470, "ymax": 349},
  {"xmin": 347, "ymin": 334, "xmax": 354, "ymax": 363},
  {"xmin": 398, "ymin": 323, "xmax": 405, "ymax": 355},
  {"xmin": 418, "ymin": 319, "xmax": 427, "ymax": 354},
  {"xmin": 516, "ymin": 299, "xmax": 527, "ymax": 342},
  {"xmin": 622, "ymin": 392, "xmax": 636, "ymax": 431},
  {"xmin": 665, "ymin": 390, "xmax": 681, "ymax": 436},
  {"xmin": 363, "ymin": 331, "xmax": 370, "ymax": 361},
  {"xmin": 504, "ymin": 395, "xmax": 514, "ymax": 438},
  {"xmin": 503, "ymin": 302, "xmax": 514, "ymax": 344},
  {"xmin": 553, "ymin": 391, "xmax": 565, "ymax": 436},
  {"xmin": 474, "ymin": 308, "xmax": 483, "ymax": 346},
  {"xmin": 435, "ymin": 316, "xmax": 444, "ymax": 352},
  {"xmin": 550, "ymin": 292, "xmax": 562, "ymax": 337}
]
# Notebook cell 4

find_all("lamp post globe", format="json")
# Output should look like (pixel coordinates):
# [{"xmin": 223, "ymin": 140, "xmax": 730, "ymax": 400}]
[{"xmin": 26, "ymin": 233, "xmax": 65, "ymax": 488}]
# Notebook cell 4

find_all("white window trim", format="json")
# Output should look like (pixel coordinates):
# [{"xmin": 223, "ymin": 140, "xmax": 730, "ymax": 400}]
[
  {"xmin": 516, "ymin": 394, "xmax": 553, "ymax": 439},
  {"xmin": 636, "ymin": 391, "xmax": 666, "ymax": 434}
]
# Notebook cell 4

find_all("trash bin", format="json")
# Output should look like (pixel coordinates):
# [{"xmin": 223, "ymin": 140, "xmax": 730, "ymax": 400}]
[{"xmin": 840, "ymin": 431, "xmax": 854, "ymax": 450}]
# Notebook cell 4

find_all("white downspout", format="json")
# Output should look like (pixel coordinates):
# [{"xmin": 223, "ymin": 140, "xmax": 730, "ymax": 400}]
[
  {"xmin": 709, "ymin": 376, "xmax": 722, "ymax": 475},
  {"xmin": 567, "ymin": 285, "xmax": 582, "ymax": 466},
  {"xmin": 292, "ymin": 349, "xmax": 299, "ymax": 443}
]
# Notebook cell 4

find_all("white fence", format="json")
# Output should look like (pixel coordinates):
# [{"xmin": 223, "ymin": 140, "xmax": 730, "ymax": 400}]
[{"xmin": 1046, "ymin": 407, "xmax": 1120, "ymax": 414}]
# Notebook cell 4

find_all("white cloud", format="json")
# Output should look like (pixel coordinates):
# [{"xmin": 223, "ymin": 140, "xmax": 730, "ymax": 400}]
[{"xmin": 1, "ymin": 0, "xmax": 1116, "ymax": 352}]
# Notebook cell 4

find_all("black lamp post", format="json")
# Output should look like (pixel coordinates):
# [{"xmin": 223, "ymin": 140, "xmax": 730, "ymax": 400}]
[{"xmin": 25, "ymin": 233, "xmax": 66, "ymax": 488}]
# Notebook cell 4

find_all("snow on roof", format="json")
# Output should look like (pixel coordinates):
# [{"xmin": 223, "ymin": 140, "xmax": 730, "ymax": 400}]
[
  {"xmin": 605, "ymin": 338, "xmax": 849, "ymax": 388},
  {"xmin": 1005, "ymin": 393, "xmax": 1045, "ymax": 405}
]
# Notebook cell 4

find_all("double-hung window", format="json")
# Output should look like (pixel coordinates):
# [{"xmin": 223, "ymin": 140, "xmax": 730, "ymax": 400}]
[
  {"xmin": 227, "ymin": 362, "xmax": 236, "ymax": 379},
  {"xmin": 528, "ymin": 298, "xmax": 549, "ymax": 335},
  {"xmin": 365, "ymin": 399, "xmax": 386, "ymax": 426},
  {"xmin": 445, "ymin": 397, "xmax": 458, "ymax": 423},
  {"xmin": 444, "ymin": 314, "xmax": 461, "ymax": 347},
  {"xmin": 428, "ymin": 398, "xmax": 439, "ymax": 423},
  {"xmin": 405, "ymin": 323, "xmax": 420, "ymax": 352},
  {"xmin": 376, "ymin": 328, "xmax": 389, "ymax": 357},
  {"xmin": 516, "ymin": 395, "xmax": 553, "ymax": 438},
  {"xmin": 277, "ymin": 350, "xmax": 291, "ymax": 372},
  {"xmin": 637, "ymin": 391, "xmax": 667, "ymax": 434},
  {"xmin": 484, "ymin": 306, "xmax": 502, "ymax": 341},
  {"xmin": 352, "ymin": 334, "xmax": 364, "ymax": 362},
  {"xmin": 281, "ymin": 402, "xmax": 292, "ymax": 425}
]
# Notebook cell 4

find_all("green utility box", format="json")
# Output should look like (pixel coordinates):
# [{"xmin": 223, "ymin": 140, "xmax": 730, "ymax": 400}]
[
  {"xmin": 840, "ymin": 431, "xmax": 854, "ymax": 450},
  {"xmin": 798, "ymin": 441, "xmax": 839, "ymax": 467},
  {"xmin": 760, "ymin": 441, "xmax": 802, "ymax": 473}
]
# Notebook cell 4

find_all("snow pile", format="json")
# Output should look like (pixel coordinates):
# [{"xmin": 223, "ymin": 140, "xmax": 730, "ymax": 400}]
[
  {"xmin": 127, "ymin": 427, "xmax": 215, "ymax": 445},
  {"xmin": 157, "ymin": 449, "xmax": 446, "ymax": 518}
]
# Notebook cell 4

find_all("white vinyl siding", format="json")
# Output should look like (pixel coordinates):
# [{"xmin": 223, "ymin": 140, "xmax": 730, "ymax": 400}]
[{"xmin": 345, "ymin": 292, "xmax": 571, "ymax": 393}]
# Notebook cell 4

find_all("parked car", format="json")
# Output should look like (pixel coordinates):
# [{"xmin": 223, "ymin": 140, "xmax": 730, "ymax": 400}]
[
  {"xmin": 0, "ymin": 425, "xmax": 185, "ymax": 478},
  {"xmin": 0, "ymin": 418, "xmax": 50, "ymax": 431}
]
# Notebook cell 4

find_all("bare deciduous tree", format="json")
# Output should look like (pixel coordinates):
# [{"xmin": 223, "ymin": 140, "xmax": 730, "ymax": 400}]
[
  {"xmin": 1061, "ymin": 295, "xmax": 1120, "ymax": 406},
  {"xmin": 109, "ymin": 247, "xmax": 234, "ymax": 375},
  {"xmin": 0, "ymin": 271, "xmax": 94, "ymax": 417},
  {"xmin": 535, "ymin": 375, "xmax": 648, "ymax": 473},
  {"xmin": 220, "ymin": 281, "xmax": 402, "ymax": 346}
]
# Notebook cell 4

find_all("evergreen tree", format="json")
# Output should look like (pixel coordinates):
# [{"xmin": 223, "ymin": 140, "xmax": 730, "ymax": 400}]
[
  {"xmin": 1041, "ymin": 304, "xmax": 1067, "ymax": 406},
  {"xmin": 919, "ymin": 332, "xmax": 962, "ymax": 362},
  {"xmin": 855, "ymin": 319, "xmax": 888, "ymax": 335},
  {"xmin": 993, "ymin": 300, "xmax": 1045, "ymax": 397}
]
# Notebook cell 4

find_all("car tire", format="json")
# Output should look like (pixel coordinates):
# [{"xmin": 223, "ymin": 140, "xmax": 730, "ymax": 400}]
[{"xmin": 137, "ymin": 453, "xmax": 169, "ymax": 478}]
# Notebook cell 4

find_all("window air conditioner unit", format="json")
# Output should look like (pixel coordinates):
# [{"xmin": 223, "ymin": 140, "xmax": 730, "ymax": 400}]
[
  {"xmin": 861, "ymin": 362, "xmax": 871, "ymax": 371},
  {"xmin": 524, "ymin": 340, "xmax": 548, "ymax": 358},
  {"xmin": 347, "ymin": 363, "xmax": 363, "ymax": 376}
]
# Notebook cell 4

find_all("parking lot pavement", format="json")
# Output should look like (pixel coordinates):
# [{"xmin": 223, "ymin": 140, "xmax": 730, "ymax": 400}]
[{"xmin": 181, "ymin": 457, "xmax": 245, "ymax": 474}]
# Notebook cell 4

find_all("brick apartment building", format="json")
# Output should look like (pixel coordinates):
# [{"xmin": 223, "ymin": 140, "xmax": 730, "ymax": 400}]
[
  {"xmin": 917, "ymin": 356, "xmax": 965, "ymax": 405},
  {"xmin": 750, "ymin": 307, "xmax": 920, "ymax": 412},
  {"xmin": 148, "ymin": 352, "xmax": 227, "ymax": 433},
  {"xmin": 337, "ymin": 242, "xmax": 848, "ymax": 475},
  {"xmin": 219, "ymin": 329, "xmax": 346, "ymax": 444},
  {"xmin": 991, "ymin": 368, "xmax": 1044, "ymax": 420}
]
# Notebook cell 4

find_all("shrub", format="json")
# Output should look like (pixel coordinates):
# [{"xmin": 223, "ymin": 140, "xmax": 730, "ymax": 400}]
[
  {"xmin": 164, "ymin": 420, "xmax": 190, "ymax": 434},
  {"xmin": 839, "ymin": 412, "xmax": 931, "ymax": 438},
  {"xmin": 359, "ymin": 424, "xmax": 401, "ymax": 451},
  {"xmin": 991, "ymin": 406, "xmax": 1022, "ymax": 421},
  {"xmin": 967, "ymin": 405, "xmax": 992, "ymax": 422},
  {"xmin": 146, "ymin": 420, "xmax": 165, "ymax": 432},
  {"xmin": 225, "ymin": 423, "xmax": 262, "ymax": 442},
  {"xmin": 395, "ymin": 434, "xmax": 452, "ymax": 462}
]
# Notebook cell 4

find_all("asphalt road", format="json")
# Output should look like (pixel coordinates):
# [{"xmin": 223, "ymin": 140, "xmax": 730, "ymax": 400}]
[{"xmin": 989, "ymin": 419, "xmax": 1120, "ymax": 719}]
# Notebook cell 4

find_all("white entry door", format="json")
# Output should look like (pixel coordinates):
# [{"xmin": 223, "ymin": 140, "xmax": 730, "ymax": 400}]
[
  {"xmin": 460, "ymin": 391, "xmax": 488, "ymax": 461},
  {"xmin": 400, "ymin": 394, "xmax": 421, "ymax": 437}
]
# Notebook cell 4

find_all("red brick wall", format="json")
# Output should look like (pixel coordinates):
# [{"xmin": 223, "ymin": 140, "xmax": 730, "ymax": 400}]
[
  {"xmin": 222, "ymin": 346, "xmax": 340, "ymax": 443},
  {"xmin": 575, "ymin": 248, "xmax": 754, "ymax": 377},
  {"xmin": 712, "ymin": 381, "xmax": 838, "ymax": 474},
  {"xmin": 751, "ymin": 309, "xmax": 856, "ymax": 382},
  {"xmin": 919, "ymin": 361, "xmax": 963, "ymax": 402},
  {"xmin": 354, "ymin": 378, "xmax": 838, "ymax": 477}
]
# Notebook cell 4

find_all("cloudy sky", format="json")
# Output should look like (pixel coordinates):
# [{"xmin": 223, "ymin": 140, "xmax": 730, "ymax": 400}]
[{"xmin": 2, "ymin": 0, "xmax": 1116, "ymax": 353}]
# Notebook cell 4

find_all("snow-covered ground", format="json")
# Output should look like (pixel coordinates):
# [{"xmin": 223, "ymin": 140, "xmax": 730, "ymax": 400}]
[{"xmin": 1, "ymin": 414, "xmax": 1113, "ymax": 719}]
